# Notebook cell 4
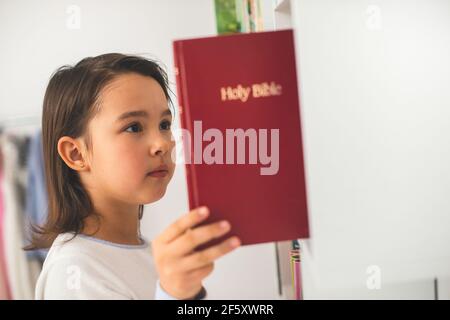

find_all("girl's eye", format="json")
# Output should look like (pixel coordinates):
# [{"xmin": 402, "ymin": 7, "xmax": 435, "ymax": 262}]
[
  {"xmin": 160, "ymin": 120, "xmax": 172, "ymax": 131},
  {"xmin": 125, "ymin": 123, "xmax": 143, "ymax": 133}
]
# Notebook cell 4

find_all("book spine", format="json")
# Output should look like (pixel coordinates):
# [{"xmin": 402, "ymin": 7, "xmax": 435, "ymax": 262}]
[{"xmin": 173, "ymin": 41, "xmax": 199, "ymax": 210}]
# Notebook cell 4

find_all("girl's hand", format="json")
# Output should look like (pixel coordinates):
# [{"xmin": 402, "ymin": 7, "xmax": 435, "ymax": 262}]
[{"xmin": 151, "ymin": 206, "xmax": 240, "ymax": 299}]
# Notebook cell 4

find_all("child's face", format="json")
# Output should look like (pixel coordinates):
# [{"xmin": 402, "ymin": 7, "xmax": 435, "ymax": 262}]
[{"xmin": 84, "ymin": 73, "xmax": 175, "ymax": 205}]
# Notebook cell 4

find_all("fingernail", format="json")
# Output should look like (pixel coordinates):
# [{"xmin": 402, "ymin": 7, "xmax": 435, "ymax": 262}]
[
  {"xmin": 229, "ymin": 237, "xmax": 241, "ymax": 248},
  {"xmin": 220, "ymin": 221, "xmax": 230, "ymax": 230},
  {"xmin": 198, "ymin": 207, "xmax": 209, "ymax": 216}
]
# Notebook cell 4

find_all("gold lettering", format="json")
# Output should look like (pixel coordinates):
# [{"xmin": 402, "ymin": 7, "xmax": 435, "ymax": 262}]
[
  {"xmin": 220, "ymin": 84, "xmax": 251, "ymax": 102},
  {"xmin": 220, "ymin": 81, "xmax": 282, "ymax": 102},
  {"xmin": 252, "ymin": 82, "xmax": 282, "ymax": 98}
]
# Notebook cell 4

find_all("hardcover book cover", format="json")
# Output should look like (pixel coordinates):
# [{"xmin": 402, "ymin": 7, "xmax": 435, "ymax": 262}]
[{"xmin": 173, "ymin": 29, "xmax": 309, "ymax": 247}]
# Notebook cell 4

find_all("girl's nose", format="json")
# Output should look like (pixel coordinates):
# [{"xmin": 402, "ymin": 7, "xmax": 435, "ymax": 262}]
[{"xmin": 149, "ymin": 134, "xmax": 174, "ymax": 157}]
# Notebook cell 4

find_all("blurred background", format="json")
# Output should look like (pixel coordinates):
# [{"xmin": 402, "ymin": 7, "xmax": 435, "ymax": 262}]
[{"xmin": 0, "ymin": 0, "xmax": 449, "ymax": 300}]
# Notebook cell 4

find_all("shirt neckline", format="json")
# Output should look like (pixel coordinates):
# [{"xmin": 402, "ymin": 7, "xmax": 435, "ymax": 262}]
[{"xmin": 76, "ymin": 233, "xmax": 149, "ymax": 250}]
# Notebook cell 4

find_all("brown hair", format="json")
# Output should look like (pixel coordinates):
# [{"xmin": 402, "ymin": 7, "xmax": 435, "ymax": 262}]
[{"xmin": 25, "ymin": 53, "xmax": 173, "ymax": 250}]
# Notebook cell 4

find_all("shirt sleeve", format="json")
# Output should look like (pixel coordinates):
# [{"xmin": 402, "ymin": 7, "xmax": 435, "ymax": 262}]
[
  {"xmin": 154, "ymin": 280, "xmax": 178, "ymax": 300},
  {"xmin": 154, "ymin": 280, "xmax": 207, "ymax": 300}
]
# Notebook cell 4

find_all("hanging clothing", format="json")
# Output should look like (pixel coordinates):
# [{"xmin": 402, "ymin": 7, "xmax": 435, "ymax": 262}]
[
  {"xmin": 0, "ymin": 153, "xmax": 12, "ymax": 299},
  {"xmin": 25, "ymin": 131, "xmax": 48, "ymax": 262},
  {"xmin": 1, "ymin": 133, "xmax": 40, "ymax": 299}
]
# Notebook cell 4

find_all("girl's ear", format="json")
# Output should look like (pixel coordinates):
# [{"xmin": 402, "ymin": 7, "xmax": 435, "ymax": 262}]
[{"xmin": 57, "ymin": 136, "xmax": 89, "ymax": 171}]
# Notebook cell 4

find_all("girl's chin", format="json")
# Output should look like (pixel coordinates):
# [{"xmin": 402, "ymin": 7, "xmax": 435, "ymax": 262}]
[{"xmin": 139, "ymin": 186, "xmax": 167, "ymax": 204}]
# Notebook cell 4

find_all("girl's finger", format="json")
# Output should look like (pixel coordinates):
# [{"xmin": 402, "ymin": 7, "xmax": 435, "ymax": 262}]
[
  {"xmin": 180, "ymin": 236, "xmax": 241, "ymax": 271},
  {"xmin": 158, "ymin": 206, "xmax": 209, "ymax": 243},
  {"xmin": 171, "ymin": 220, "xmax": 232, "ymax": 256}
]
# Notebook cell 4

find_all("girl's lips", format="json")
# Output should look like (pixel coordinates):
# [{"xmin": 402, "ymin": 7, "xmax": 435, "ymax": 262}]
[{"xmin": 147, "ymin": 170, "xmax": 169, "ymax": 178}]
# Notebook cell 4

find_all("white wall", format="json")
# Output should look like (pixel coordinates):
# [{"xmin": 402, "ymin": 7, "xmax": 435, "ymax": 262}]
[
  {"xmin": 0, "ymin": 0, "xmax": 215, "ymax": 119},
  {"xmin": 0, "ymin": 0, "xmax": 280, "ymax": 299}
]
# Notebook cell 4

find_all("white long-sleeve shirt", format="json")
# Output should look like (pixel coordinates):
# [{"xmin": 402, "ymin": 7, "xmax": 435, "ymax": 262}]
[{"xmin": 35, "ymin": 232, "xmax": 180, "ymax": 300}]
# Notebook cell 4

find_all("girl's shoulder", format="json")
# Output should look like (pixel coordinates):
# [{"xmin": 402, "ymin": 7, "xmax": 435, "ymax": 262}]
[
  {"xmin": 41, "ymin": 232, "xmax": 105, "ymax": 272},
  {"xmin": 47, "ymin": 232, "xmax": 94, "ymax": 258},
  {"xmin": 36, "ymin": 233, "xmax": 156, "ymax": 299},
  {"xmin": 44, "ymin": 232, "xmax": 150, "ymax": 266}
]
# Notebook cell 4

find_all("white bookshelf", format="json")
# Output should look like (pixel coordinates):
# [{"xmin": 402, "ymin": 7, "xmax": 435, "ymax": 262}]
[{"xmin": 277, "ymin": 0, "xmax": 450, "ymax": 300}]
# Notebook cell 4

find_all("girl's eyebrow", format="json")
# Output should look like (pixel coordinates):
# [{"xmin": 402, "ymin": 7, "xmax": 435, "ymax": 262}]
[
  {"xmin": 161, "ymin": 109, "xmax": 172, "ymax": 117},
  {"xmin": 116, "ymin": 108, "xmax": 172, "ymax": 123}
]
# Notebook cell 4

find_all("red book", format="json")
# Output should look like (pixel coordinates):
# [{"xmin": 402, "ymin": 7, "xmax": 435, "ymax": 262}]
[{"xmin": 173, "ymin": 30, "xmax": 309, "ymax": 248}]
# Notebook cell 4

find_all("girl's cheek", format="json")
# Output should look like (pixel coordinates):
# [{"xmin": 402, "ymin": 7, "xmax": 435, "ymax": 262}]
[{"xmin": 114, "ymin": 140, "xmax": 146, "ymax": 168}]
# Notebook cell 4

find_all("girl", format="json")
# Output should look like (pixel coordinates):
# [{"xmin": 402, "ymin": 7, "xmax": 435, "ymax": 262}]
[{"xmin": 28, "ymin": 53, "xmax": 241, "ymax": 299}]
